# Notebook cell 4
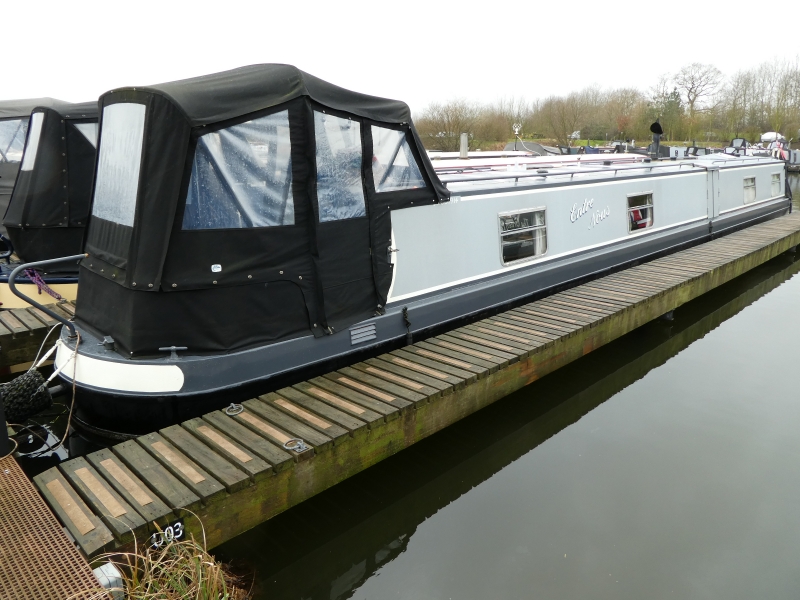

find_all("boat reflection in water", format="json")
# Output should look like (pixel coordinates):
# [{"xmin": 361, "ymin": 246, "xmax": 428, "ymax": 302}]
[{"xmin": 214, "ymin": 250, "xmax": 800, "ymax": 600}]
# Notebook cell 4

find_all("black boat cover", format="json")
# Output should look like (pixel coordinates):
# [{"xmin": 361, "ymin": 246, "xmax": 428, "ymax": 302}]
[
  {"xmin": 0, "ymin": 98, "xmax": 69, "ymax": 235},
  {"xmin": 78, "ymin": 64, "xmax": 448, "ymax": 355},
  {"xmin": 3, "ymin": 100, "xmax": 98, "ymax": 267}
]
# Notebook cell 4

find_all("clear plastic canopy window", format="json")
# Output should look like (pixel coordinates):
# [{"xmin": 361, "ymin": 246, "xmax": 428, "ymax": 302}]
[
  {"xmin": 371, "ymin": 126, "xmax": 426, "ymax": 192},
  {"xmin": 0, "ymin": 119, "xmax": 29, "ymax": 164},
  {"xmin": 92, "ymin": 103, "xmax": 146, "ymax": 227},
  {"xmin": 315, "ymin": 112, "xmax": 366, "ymax": 222},
  {"xmin": 74, "ymin": 123, "xmax": 99, "ymax": 148},
  {"xmin": 20, "ymin": 112, "xmax": 44, "ymax": 172},
  {"xmin": 183, "ymin": 110, "xmax": 294, "ymax": 230}
]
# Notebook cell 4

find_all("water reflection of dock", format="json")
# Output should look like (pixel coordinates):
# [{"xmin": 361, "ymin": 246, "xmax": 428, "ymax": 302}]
[{"xmin": 27, "ymin": 212, "xmax": 800, "ymax": 561}]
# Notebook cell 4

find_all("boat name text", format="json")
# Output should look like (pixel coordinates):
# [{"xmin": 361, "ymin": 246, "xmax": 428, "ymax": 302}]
[{"xmin": 571, "ymin": 199, "xmax": 611, "ymax": 229}]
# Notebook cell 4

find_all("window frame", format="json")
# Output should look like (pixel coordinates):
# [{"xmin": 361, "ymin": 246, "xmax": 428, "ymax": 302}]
[
  {"xmin": 743, "ymin": 176, "xmax": 756, "ymax": 204},
  {"xmin": 313, "ymin": 107, "xmax": 368, "ymax": 223},
  {"xmin": 91, "ymin": 102, "xmax": 147, "ymax": 228},
  {"xmin": 182, "ymin": 107, "xmax": 296, "ymax": 231},
  {"xmin": 19, "ymin": 111, "xmax": 44, "ymax": 172},
  {"xmin": 498, "ymin": 206, "xmax": 548, "ymax": 266},
  {"xmin": 627, "ymin": 191, "xmax": 654, "ymax": 234},
  {"xmin": 771, "ymin": 172, "xmax": 782, "ymax": 197},
  {"xmin": 369, "ymin": 124, "xmax": 429, "ymax": 195},
  {"xmin": 177, "ymin": 101, "xmax": 302, "ymax": 233}
]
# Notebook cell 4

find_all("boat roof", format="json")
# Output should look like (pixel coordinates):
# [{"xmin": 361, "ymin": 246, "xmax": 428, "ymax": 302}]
[
  {"xmin": 111, "ymin": 64, "xmax": 411, "ymax": 127},
  {"xmin": 0, "ymin": 98, "xmax": 93, "ymax": 120}
]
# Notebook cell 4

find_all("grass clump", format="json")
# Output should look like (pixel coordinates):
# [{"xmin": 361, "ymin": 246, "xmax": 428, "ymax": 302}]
[{"xmin": 73, "ymin": 517, "xmax": 251, "ymax": 600}]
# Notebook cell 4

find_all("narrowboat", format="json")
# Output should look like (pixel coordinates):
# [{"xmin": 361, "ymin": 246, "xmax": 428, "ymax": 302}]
[
  {"xmin": 50, "ymin": 65, "xmax": 791, "ymax": 434},
  {"xmin": 0, "ymin": 100, "xmax": 98, "ymax": 307}
]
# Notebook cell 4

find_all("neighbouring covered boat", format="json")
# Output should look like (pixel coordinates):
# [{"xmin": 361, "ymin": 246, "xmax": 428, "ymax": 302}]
[
  {"xmin": 52, "ymin": 65, "xmax": 792, "ymax": 435},
  {"xmin": 0, "ymin": 98, "xmax": 68, "ymax": 236},
  {"xmin": 0, "ymin": 100, "xmax": 98, "ymax": 307}
]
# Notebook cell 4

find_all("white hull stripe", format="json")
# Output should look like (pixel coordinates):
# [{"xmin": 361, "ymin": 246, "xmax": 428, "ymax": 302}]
[{"xmin": 55, "ymin": 343, "xmax": 184, "ymax": 393}]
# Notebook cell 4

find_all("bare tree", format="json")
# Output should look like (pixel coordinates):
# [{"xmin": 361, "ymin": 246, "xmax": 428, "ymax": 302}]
[
  {"xmin": 414, "ymin": 99, "xmax": 480, "ymax": 151},
  {"xmin": 675, "ymin": 63, "xmax": 723, "ymax": 138},
  {"xmin": 542, "ymin": 93, "xmax": 583, "ymax": 146}
]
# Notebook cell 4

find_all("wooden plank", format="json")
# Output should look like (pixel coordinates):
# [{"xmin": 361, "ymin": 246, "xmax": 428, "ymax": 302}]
[
  {"xmin": 113, "ymin": 439, "xmax": 201, "ymax": 512},
  {"xmin": 445, "ymin": 330, "xmax": 524, "ymax": 357},
  {"xmin": 59, "ymin": 301, "xmax": 76, "ymax": 316},
  {"xmin": 543, "ymin": 295, "xmax": 617, "ymax": 317},
  {"xmin": 48, "ymin": 304, "xmax": 73, "ymax": 321},
  {"xmin": 137, "ymin": 433, "xmax": 227, "ymax": 502},
  {"xmin": 10, "ymin": 308, "xmax": 47, "ymax": 333},
  {"xmin": 405, "ymin": 343, "xmax": 493, "ymax": 377},
  {"xmin": 33, "ymin": 468, "xmax": 114, "ymax": 556},
  {"xmin": 435, "ymin": 333, "xmax": 517, "ymax": 364},
  {"xmin": 246, "ymin": 396, "xmax": 335, "ymax": 451},
  {"xmin": 161, "ymin": 425, "xmax": 250, "ymax": 493},
  {"xmin": 517, "ymin": 304, "xmax": 595, "ymax": 327},
  {"xmin": 182, "ymin": 418, "xmax": 272, "ymax": 483},
  {"xmin": 384, "ymin": 351, "xmax": 473, "ymax": 388},
  {"xmin": 0, "ymin": 311, "xmax": 28, "ymax": 335},
  {"xmin": 28, "ymin": 306, "xmax": 59, "ymax": 327},
  {"xmin": 416, "ymin": 339, "xmax": 501, "ymax": 372},
  {"xmin": 362, "ymin": 357, "xmax": 453, "ymax": 394},
  {"xmin": 460, "ymin": 325, "xmax": 538, "ymax": 354},
  {"xmin": 325, "ymin": 367, "xmax": 428, "ymax": 404},
  {"xmin": 469, "ymin": 321, "xmax": 551, "ymax": 347},
  {"xmin": 487, "ymin": 314, "xmax": 564, "ymax": 342},
  {"xmin": 343, "ymin": 362, "xmax": 442, "ymax": 400},
  {"xmin": 306, "ymin": 377, "xmax": 416, "ymax": 414},
  {"xmin": 275, "ymin": 386, "xmax": 370, "ymax": 433},
  {"xmin": 264, "ymin": 389, "xmax": 356, "ymax": 440},
  {"xmin": 60, "ymin": 457, "xmax": 147, "ymax": 542},
  {"xmin": 203, "ymin": 410, "xmax": 294, "ymax": 472},
  {"xmin": 88, "ymin": 448, "xmax": 173, "ymax": 526},
  {"xmin": 231, "ymin": 408, "xmax": 314, "ymax": 461}
]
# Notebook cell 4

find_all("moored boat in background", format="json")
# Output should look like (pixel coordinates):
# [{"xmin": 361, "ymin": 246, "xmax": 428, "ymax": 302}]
[{"xmin": 0, "ymin": 100, "xmax": 98, "ymax": 308}]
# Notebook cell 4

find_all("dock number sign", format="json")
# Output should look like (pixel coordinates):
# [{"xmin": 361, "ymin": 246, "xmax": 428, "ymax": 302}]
[{"xmin": 148, "ymin": 518, "xmax": 185, "ymax": 550}]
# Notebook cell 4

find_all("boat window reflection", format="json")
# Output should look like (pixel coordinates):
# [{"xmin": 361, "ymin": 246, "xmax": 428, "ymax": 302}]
[
  {"xmin": 772, "ymin": 173, "xmax": 781, "ymax": 197},
  {"xmin": 744, "ymin": 177, "xmax": 756, "ymax": 203},
  {"xmin": 315, "ymin": 112, "xmax": 366, "ymax": 222},
  {"xmin": 628, "ymin": 193, "xmax": 654, "ymax": 232},
  {"xmin": 92, "ymin": 103, "xmax": 146, "ymax": 227},
  {"xmin": 20, "ymin": 112, "xmax": 44, "ymax": 172},
  {"xmin": 371, "ymin": 126, "xmax": 426, "ymax": 192},
  {"xmin": 183, "ymin": 110, "xmax": 294, "ymax": 230},
  {"xmin": 500, "ymin": 209, "xmax": 547, "ymax": 264},
  {"xmin": 74, "ymin": 122, "xmax": 99, "ymax": 148},
  {"xmin": 0, "ymin": 118, "xmax": 28, "ymax": 163}
]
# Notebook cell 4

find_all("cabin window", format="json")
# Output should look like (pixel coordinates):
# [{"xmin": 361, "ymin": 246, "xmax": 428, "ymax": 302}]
[
  {"xmin": 743, "ymin": 177, "xmax": 756, "ymax": 203},
  {"xmin": 0, "ymin": 118, "xmax": 28, "ymax": 163},
  {"xmin": 92, "ymin": 103, "xmax": 146, "ymax": 227},
  {"xmin": 74, "ymin": 122, "xmax": 99, "ymax": 148},
  {"xmin": 183, "ymin": 110, "xmax": 294, "ymax": 230},
  {"xmin": 371, "ymin": 126, "xmax": 426, "ymax": 192},
  {"xmin": 20, "ymin": 112, "xmax": 44, "ymax": 172},
  {"xmin": 628, "ymin": 193, "xmax": 654, "ymax": 232},
  {"xmin": 315, "ymin": 112, "xmax": 366, "ymax": 222},
  {"xmin": 499, "ymin": 209, "xmax": 547, "ymax": 264},
  {"xmin": 772, "ymin": 173, "xmax": 781, "ymax": 196}
]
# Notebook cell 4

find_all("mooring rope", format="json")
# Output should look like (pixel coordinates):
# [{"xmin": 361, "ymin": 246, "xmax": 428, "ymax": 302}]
[{"xmin": 23, "ymin": 268, "xmax": 63, "ymax": 301}]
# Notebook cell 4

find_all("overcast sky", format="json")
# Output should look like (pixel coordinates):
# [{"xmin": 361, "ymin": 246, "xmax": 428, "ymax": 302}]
[{"xmin": 4, "ymin": 0, "xmax": 795, "ymax": 114}]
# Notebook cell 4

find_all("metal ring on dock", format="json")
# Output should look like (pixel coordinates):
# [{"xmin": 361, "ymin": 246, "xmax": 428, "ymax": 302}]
[
  {"xmin": 225, "ymin": 403, "xmax": 243, "ymax": 416},
  {"xmin": 283, "ymin": 438, "xmax": 309, "ymax": 452}
]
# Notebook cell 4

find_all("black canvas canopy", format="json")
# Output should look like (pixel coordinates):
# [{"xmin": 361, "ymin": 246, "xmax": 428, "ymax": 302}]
[
  {"xmin": 0, "ymin": 98, "xmax": 69, "ymax": 235},
  {"xmin": 3, "ymin": 100, "xmax": 98, "ymax": 267},
  {"xmin": 78, "ymin": 64, "xmax": 448, "ymax": 356}
]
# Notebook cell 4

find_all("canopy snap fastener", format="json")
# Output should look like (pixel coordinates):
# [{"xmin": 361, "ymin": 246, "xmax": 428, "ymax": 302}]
[
  {"xmin": 283, "ymin": 438, "xmax": 309, "ymax": 452},
  {"xmin": 225, "ymin": 403, "xmax": 243, "ymax": 416}
]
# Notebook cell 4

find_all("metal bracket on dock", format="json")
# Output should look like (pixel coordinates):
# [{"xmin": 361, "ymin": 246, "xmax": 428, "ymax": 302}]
[
  {"xmin": 283, "ymin": 438, "xmax": 310, "ymax": 453},
  {"xmin": 224, "ymin": 403, "xmax": 243, "ymax": 416}
]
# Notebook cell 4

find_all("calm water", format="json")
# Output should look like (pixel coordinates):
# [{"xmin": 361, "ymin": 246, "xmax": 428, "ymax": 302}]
[{"xmin": 213, "ymin": 175, "xmax": 800, "ymax": 599}]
